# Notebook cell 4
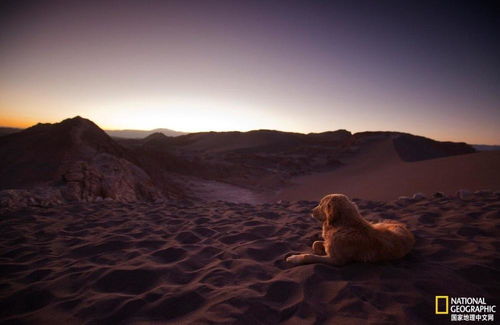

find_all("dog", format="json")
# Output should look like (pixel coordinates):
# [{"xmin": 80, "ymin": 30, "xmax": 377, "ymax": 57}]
[{"xmin": 286, "ymin": 194, "xmax": 414, "ymax": 265}]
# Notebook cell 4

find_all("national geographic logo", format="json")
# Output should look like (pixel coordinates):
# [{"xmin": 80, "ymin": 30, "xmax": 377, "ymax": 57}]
[
  {"xmin": 436, "ymin": 296, "xmax": 449, "ymax": 314},
  {"xmin": 435, "ymin": 296, "xmax": 496, "ymax": 322}
]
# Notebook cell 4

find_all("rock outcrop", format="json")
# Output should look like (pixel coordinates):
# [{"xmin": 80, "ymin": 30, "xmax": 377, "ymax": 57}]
[
  {"xmin": 0, "ymin": 116, "xmax": 164, "ymax": 207},
  {"xmin": 0, "ymin": 187, "xmax": 64, "ymax": 209},
  {"xmin": 61, "ymin": 154, "xmax": 161, "ymax": 202}
]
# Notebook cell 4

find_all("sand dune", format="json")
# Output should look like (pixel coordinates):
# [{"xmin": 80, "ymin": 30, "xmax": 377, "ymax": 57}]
[
  {"xmin": 1, "ymin": 193, "xmax": 498, "ymax": 324},
  {"xmin": 275, "ymin": 139, "xmax": 500, "ymax": 202}
]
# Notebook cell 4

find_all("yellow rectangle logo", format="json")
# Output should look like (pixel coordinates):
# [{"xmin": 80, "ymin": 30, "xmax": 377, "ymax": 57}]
[{"xmin": 435, "ymin": 296, "xmax": 449, "ymax": 314}]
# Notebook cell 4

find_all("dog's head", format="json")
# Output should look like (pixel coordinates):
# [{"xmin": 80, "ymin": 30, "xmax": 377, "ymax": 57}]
[{"xmin": 312, "ymin": 194, "xmax": 359, "ymax": 227}]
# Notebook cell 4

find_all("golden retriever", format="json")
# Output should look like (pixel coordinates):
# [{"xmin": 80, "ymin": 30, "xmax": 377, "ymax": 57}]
[{"xmin": 286, "ymin": 194, "xmax": 414, "ymax": 265}]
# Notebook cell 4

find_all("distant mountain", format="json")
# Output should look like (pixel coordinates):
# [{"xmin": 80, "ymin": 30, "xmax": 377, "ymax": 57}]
[
  {"xmin": 105, "ymin": 128, "xmax": 185, "ymax": 138},
  {"xmin": 0, "ymin": 126, "xmax": 185, "ymax": 138},
  {"xmin": 473, "ymin": 144, "xmax": 500, "ymax": 151},
  {"xmin": 0, "ymin": 127, "xmax": 21, "ymax": 137},
  {"xmin": 136, "ymin": 129, "xmax": 352, "ymax": 153}
]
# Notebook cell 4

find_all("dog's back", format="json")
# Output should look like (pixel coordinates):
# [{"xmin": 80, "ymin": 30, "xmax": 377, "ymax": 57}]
[{"xmin": 372, "ymin": 221, "xmax": 415, "ymax": 260}]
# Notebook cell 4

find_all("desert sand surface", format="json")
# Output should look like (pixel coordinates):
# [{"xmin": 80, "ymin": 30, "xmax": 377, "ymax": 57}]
[
  {"xmin": 275, "ymin": 139, "xmax": 500, "ymax": 202},
  {"xmin": 1, "ymin": 193, "xmax": 498, "ymax": 324}
]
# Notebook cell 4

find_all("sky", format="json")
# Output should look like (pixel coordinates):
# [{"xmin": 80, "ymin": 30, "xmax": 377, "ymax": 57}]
[{"xmin": 0, "ymin": 1, "xmax": 499, "ymax": 144}]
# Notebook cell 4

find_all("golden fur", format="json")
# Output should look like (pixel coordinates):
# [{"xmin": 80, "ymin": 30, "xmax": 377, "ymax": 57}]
[{"xmin": 286, "ymin": 194, "xmax": 415, "ymax": 265}]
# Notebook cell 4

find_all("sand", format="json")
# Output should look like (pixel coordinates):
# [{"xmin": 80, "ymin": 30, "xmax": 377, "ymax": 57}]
[
  {"xmin": 1, "ymin": 193, "xmax": 499, "ymax": 324},
  {"xmin": 275, "ymin": 139, "xmax": 500, "ymax": 202}
]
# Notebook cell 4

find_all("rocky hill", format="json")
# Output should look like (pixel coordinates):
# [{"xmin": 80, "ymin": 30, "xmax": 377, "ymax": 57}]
[{"xmin": 0, "ymin": 117, "xmax": 163, "ymax": 207}]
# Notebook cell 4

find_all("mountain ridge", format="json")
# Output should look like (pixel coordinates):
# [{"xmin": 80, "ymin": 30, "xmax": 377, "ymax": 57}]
[{"xmin": 0, "ymin": 116, "xmax": 479, "ymax": 207}]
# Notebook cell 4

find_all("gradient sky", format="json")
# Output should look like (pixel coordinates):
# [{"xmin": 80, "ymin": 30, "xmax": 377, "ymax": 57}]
[{"xmin": 1, "ymin": 1, "xmax": 499, "ymax": 144}]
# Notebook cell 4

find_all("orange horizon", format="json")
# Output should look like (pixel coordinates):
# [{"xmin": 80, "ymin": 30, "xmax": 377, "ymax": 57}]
[
  {"xmin": 0, "ymin": 116, "xmax": 37, "ymax": 129},
  {"xmin": 1, "ymin": 115, "xmax": 499, "ymax": 145}
]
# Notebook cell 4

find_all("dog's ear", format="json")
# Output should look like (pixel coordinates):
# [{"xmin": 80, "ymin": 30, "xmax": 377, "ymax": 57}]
[{"xmin": 323, "ymin": 197, "xmax": 342, "ymax": 227}]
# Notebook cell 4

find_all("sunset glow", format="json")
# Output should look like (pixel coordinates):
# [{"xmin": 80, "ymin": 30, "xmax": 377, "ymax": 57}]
[{"xmin": 1, "ymin": 1, "xmax": 499, "ymax": 144}]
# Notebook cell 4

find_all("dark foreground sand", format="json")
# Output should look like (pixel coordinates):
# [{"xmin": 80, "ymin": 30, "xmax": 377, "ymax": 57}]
[{"xmin": 0, "ymin": 194, "xmax": 499, "ymax": 324}]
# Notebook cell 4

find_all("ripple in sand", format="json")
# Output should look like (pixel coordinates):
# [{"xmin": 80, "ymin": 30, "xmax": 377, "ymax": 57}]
[
  {"xmin": 243, "ymin": 241, "xmax": 289, "ymax": 262},
  {"xmin": 201, "ymin": 268, "xmax": 236, "ymax": 287},
  {"xmin": 72, "ymin": 240, "xmax": 130, "ymax": 257},
  {"xmin": 0, "ymin": 287, "xmax": 54, "ymax": 318},
  {"xmin": 264, "ymin": 280, "xmax": 300, "ymax": 303},
  {"xmin": 151, "ymin": 247, "xmax": 187, "ymax": 263},
  {"xmin": 94, "ymin": 269, "xmax": 159, "ymax": 294},
  {"xmin": 219, "ymin": 232, "xmax": 260, "ymax": 244},
  {"xmin": 175, "ymin": 231, "xmax": 201, "ymax": 244},
  {"xmin": 147, "ymin": 291, "xmax": 205, "ymax": 321}
]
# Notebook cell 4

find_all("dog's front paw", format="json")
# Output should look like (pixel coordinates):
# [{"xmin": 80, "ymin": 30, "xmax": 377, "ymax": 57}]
[{"xmin": 286, "ymin": 254, "xmax": 304, "ymax": 265}]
